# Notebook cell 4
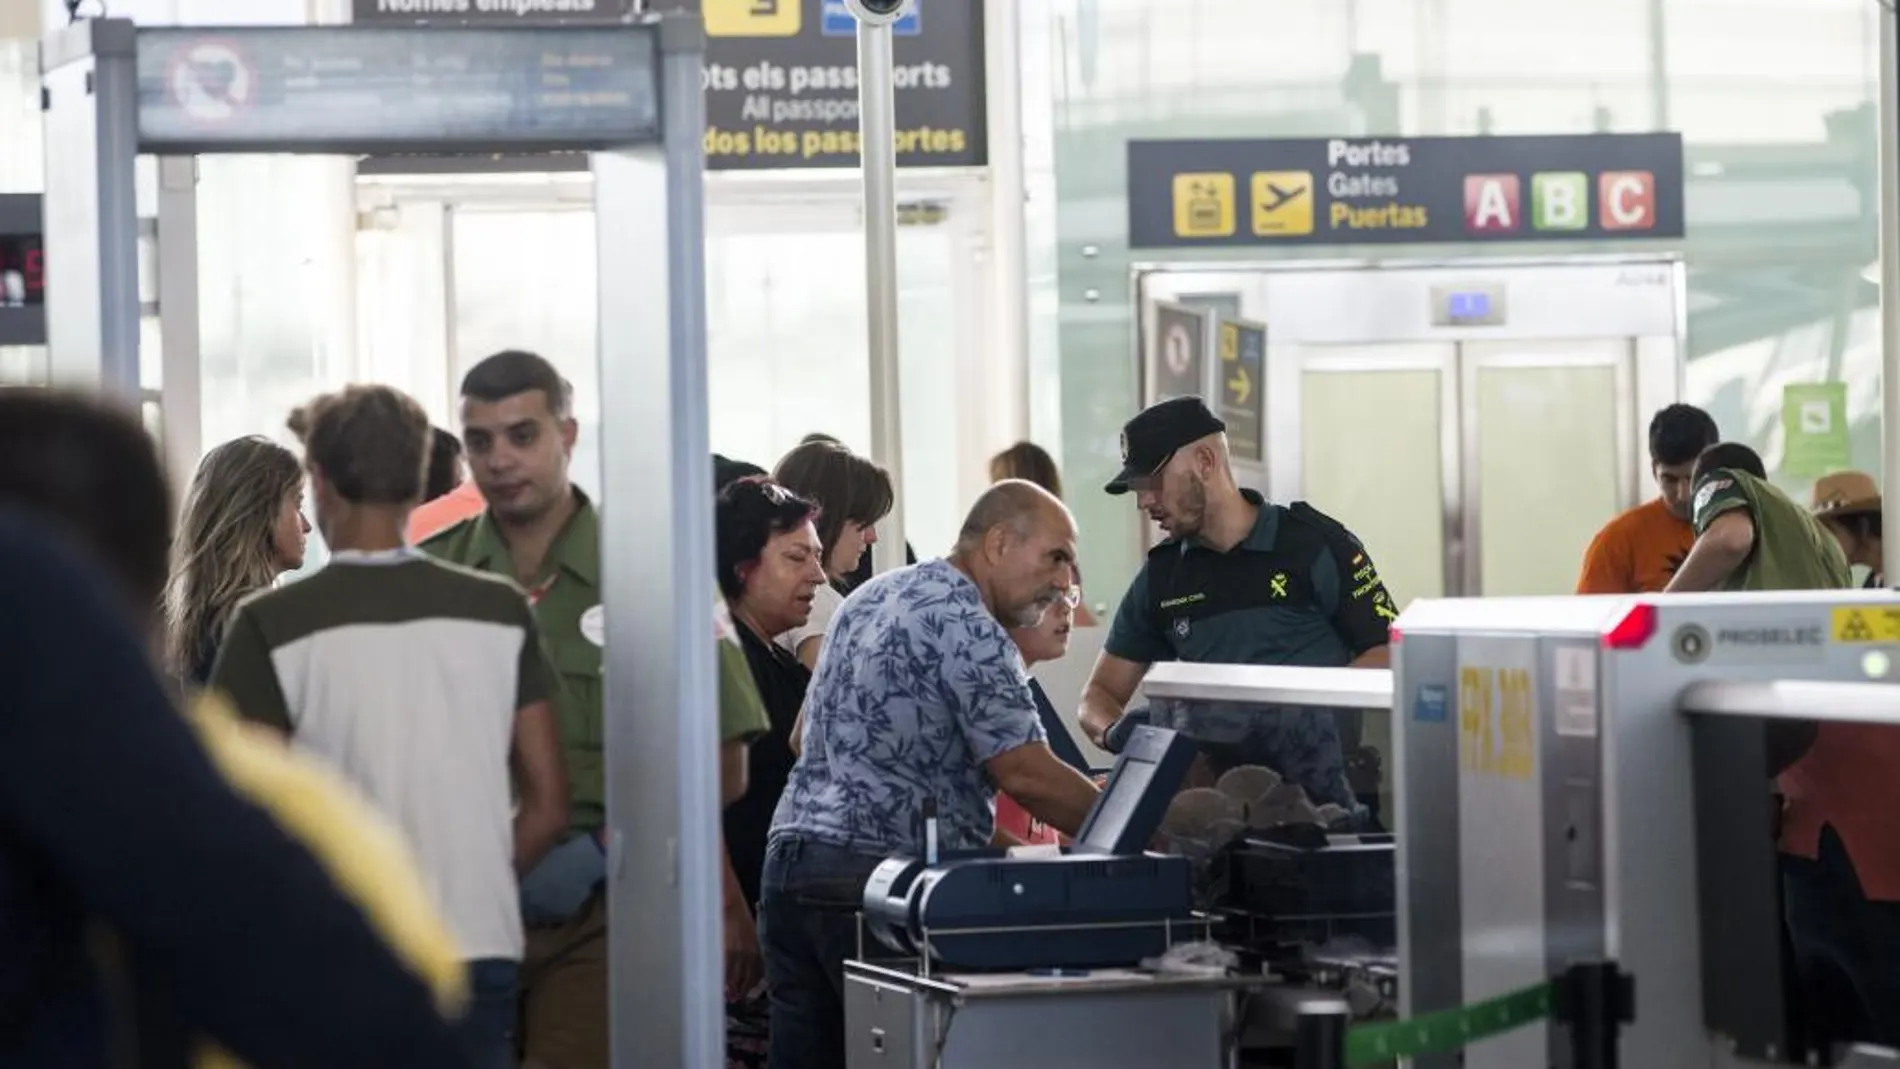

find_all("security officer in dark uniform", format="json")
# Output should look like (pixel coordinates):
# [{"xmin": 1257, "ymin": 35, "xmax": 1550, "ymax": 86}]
[{"xmin": 1077, "ymin": 396, "xmax": 1397, "ymax": 811}]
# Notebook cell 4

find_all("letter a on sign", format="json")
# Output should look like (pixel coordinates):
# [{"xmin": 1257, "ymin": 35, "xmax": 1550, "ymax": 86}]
[{"xmin": 1463, "ymin": 174, "xmax": 1520, "ymax": 234}]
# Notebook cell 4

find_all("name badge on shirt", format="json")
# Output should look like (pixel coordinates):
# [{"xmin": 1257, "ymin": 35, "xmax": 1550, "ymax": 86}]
[{"xmin": 579, "ymin": 604, "xmax": 606, "ymax": 647}]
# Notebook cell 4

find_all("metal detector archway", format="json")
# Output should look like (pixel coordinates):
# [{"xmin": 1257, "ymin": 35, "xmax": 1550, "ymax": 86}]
[{"xmin": 40, "ymin": 14, "xmax": 724, "ymax": 1067}]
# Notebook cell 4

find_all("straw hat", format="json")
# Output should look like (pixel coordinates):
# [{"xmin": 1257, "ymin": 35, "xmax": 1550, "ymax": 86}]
[{"xmin": 1811, "ymin": 470, "xmax": 1881, "ymax": 518}]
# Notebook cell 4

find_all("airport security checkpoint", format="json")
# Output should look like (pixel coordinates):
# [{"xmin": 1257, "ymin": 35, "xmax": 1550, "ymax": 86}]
[
  {"xmin": 825, "ymin": 592, "xmax": 1900, "ymax": 1069},
  {"xmin": 20, "ymin": 0, "xmax": 1900, "ymax": 1065}
]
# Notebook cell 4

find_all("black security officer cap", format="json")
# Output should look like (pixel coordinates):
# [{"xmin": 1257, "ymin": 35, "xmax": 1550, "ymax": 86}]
[{"xmin": 1104, "ymin": 396, "xmax": 1226, "ymax": 495}]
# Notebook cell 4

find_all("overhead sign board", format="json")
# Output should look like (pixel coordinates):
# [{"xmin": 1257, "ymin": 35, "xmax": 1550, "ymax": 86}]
[
  {"xmin": 354, "ymin": 0, "xmax": 986, "ymax": 171},
  {"xmin": 1218, "ymin": 317, "xmax": 1265, "ymax": 463},
  {"xmin": 136, "ymin": 26, "xmax": 661, "ymax": 155},
  {"xmin": 1127, "ymin": 133, "xmax": 1685, "ymax": 249},
  {"xmin": 699, "ymin": 0, "xmax": 985, "ymax": 170},
  {"xmin": 351, "ymin": 0, "xmax": 638, "ymax": 20}
]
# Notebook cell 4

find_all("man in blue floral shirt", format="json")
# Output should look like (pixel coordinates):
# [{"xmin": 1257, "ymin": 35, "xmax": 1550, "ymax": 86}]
[{"xmin": 759, "ymin": 481, "xmax": 1101, "ymax": 1069}]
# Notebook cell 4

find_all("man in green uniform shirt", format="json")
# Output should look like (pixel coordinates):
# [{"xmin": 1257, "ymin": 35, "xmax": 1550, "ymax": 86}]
[
  {"xmin": 422, "ymin": 350, "xmax": 767, "ymax": 1069},
  {"xmin": 1666, "ymin": 441, "xmax": 1850, "ymax": 594}
]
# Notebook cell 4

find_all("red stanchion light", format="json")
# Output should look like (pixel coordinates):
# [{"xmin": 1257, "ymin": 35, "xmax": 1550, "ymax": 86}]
[{"xmin": 1601, "ymin": 603, "xmax": 1658, "ymax": 650}]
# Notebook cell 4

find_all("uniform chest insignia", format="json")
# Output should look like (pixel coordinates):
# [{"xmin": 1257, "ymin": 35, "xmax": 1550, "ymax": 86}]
[{"xmin": 1174, "ymin": 617, "xmax": 1191, "ymax": 639}]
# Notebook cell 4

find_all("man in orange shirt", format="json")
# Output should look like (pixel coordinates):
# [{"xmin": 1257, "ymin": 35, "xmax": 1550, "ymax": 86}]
[
  {"xmin": 1575, "ymin": 403, "xmax": 1719, "ymax": 594},
  {"xmin": 406, "ymin": 427, "xmax": 485, "ymax": 544}
]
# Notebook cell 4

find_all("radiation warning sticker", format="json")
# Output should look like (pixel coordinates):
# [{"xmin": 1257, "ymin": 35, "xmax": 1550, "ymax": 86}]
[{"xmin": 1830, "ymin": 606, "xmax": 1900, "ymax": 644}]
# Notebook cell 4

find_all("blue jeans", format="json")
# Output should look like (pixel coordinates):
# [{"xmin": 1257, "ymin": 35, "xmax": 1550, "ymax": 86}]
[
  {"xmin": 459, "ymin": 958, "xmax": 520, "ymax": 1069},
  {"xmin": 756, "ymin": 836, "xmax": 890, "ymax": 1069},
  {"xmin": 1783, "ymin": 827, "xmax": 1900, "ymax": 1049}
]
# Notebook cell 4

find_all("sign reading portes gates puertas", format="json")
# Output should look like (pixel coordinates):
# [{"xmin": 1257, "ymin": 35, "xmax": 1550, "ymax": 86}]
[
  {"xmin": 352, "ymin": 0, "xmax": 987, "ymax": 171},
  {"xmin": 1126, "ymin": 133, "xmax": 1684, "ymax": 249}
]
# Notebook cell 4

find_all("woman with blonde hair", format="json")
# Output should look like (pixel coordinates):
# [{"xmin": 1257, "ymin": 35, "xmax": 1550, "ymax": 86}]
[{"xmin": 165, "ymin": 436, "xmax": 310, "ymax": 687}]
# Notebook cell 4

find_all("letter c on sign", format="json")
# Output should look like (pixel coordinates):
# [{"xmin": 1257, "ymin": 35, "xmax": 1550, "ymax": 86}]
[
  {"xmin": 1597, "ymin": 170, "xmax": 1656, "ymax": 232},
  {"xmin": 1606, "ymin": 176, "xmax": 1648, "ymax": 227}
]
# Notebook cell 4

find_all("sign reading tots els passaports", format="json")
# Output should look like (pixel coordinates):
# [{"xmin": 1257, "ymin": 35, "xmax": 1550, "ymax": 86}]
[
  {"xmin": 353, "ymin": 0, "xmax": 987, "ymax": 172},
  {"xmin": 1126, "ymin": 133, "xmax": 1685, "ymax": 249},
  {"xmin": 698, "ymin": 0, "xmax": 986, "ymax": 171}
]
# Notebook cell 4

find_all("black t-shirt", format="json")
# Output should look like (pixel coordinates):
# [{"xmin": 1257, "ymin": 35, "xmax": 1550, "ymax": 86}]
[
  {"xmin": 1030, "ymin": 679, "xmax": 1092, "ymax": 775},
  {"xmin": 726, "ymin": 623, "xmax": 812, "ymax": 911}
]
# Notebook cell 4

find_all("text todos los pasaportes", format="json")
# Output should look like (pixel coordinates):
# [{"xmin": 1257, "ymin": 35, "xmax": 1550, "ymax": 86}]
[{"xmin": 702, "ymin": 59, "xmax": 966, "ymax": 161}]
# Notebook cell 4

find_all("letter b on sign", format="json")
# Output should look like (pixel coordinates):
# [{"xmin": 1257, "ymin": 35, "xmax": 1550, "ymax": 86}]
[
  {"xmin": 1531, "ymin": 172, "xmax": 1587, "ymax": 231},
  {"xmin": 1598, "ymin": 171, "xmax": 1656, "ymax": 231}
]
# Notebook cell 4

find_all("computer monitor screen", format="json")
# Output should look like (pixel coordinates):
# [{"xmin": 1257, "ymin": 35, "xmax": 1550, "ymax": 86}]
[{"xmin": 1074, "ymin": 726, "xmax": 1194, "ymax": 854}]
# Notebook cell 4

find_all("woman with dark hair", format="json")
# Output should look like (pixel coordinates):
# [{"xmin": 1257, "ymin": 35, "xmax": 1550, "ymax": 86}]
[
  {"xmin": 715, "ymin": 477, "xmax": 828, "ymax": 1067},
  {"xmin": 770, "ymin": 441, "xmax": 895, "ymax": 669}
]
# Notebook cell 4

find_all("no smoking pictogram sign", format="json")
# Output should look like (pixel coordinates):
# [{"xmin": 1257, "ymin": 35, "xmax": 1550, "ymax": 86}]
[{"xmin": 167, "ymin": 41, "xmax": 255, "ymax": 124}]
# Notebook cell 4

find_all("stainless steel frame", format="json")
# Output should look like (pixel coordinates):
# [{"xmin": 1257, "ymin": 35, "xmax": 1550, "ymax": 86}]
[
  {"xmin": 1878, "ymin": 0, "xmax": 1900, "ymax": 588},
  {"xmin": 1133, "ymin": 255, "xmax": 1685, "ymax": 597},
  {"xmin": 153, "ymin": 157, "xmax": 200, "ymax": 499},
  {"xmin": 43, "ymin": 16, "xmax": 723, "ymax": 1067}
]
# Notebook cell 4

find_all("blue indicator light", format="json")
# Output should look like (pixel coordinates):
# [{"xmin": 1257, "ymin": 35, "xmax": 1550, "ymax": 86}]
[{"xmin": 1447, "ymin": 291, "xmax": 1491, "ymax": 319}]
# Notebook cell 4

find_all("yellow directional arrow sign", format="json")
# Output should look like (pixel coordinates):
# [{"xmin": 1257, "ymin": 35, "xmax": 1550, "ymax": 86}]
[
  {"xmin": 1228, "ymin": 364, "xmax": 1252, "ymax": 405},
  {"xmin": 1220, "ymin": 322, "xmax": 1239, "ymax": 362}
]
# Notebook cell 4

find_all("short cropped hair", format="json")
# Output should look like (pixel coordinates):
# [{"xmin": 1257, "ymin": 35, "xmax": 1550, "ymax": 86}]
[
  {"xmin": 1694, "ymin": 441, "xmax": 1767, "ymax": 483},
  {"xmin": 425, "ymin": 427, "xmax": 463, "ymax": 501},
  {"xmin": 460, "ymin": 349, "xmax": 572, "ymax": 419},
  {"xmin": 0, "ymin": 389, "xmax": 172, "ymax": 609},
  {"xmin": 957, "ymin": 480, "xmax": 1053, "ymax": 550},
  {"xmin": 1650, "ymin": 404, "xmax": 1720, "ymax": 468},
  {"xmin": 294, "ymin": 385, "xmax": 432, "ymax": 505},
  {"xmin": 715, "ymin": 478, "xmax": 819, "ymax": 601}
]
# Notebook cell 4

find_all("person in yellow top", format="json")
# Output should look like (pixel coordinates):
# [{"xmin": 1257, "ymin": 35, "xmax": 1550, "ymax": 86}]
[
  {"xmin": 0, "ymin": 388, "xmax": 474, "ymax": 1069},
  {"xmin": 186, "ymin": 692, "xmax": 468, "ymax": 1069}
]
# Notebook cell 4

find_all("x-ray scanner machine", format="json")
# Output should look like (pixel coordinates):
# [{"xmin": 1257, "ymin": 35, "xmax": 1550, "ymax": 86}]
[{"xmin": 1395, "ymin": 590, "xmax": 1900, "ymax": 1068}]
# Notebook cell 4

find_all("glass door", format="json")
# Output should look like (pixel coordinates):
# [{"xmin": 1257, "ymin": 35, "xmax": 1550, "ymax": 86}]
[
  {"xmin": 355, "ymin": 173, "xmax": 990, "ymax": 559},
  {"xmin": 701, "ymin": 189, "xmax": 976, "ymax": 558},
  {"xmin": 1296, "ymin": 345, "xmax": 1459, "ymax": 610},
  {"xmin": 1460, "ymin": 339, "xmax": 1636, "ymax": 597}
]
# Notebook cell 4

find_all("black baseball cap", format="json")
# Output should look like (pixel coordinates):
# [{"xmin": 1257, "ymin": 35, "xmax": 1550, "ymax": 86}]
[{"xmin": 1104, "ymin": 396, "xmax": 1226, "ymax": 495}]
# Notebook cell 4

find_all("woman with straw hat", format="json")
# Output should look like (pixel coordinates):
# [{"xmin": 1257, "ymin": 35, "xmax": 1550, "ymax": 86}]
[{"xmin": 1811, "ymin": 470, "xmax": 1884, "ymax": 588}]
